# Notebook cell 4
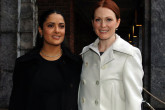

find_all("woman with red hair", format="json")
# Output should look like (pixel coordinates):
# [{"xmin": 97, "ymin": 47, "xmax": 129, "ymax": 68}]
[{"xmin": 78, "ymin": 0, "xmax": 144, "ymax": 110}]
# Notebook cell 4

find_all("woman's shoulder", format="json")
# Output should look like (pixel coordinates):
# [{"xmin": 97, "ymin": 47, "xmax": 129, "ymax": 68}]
[
  {"xmin": 80, "ymin": 42, "xmax": 94, "ymax": 55},
  {"xmin": 113, "ymin": 34, "xmax": 141, "ymax": 56},
  {"xmin": 16, "ymin": 48, "xmax": 40, "ymax": 63}
]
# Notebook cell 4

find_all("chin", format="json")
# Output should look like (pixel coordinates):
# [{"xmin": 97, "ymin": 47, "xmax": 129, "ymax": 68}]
[
  {"xmin": 53, "ymin": 40, "xmax": 64, "ymax": 45},
  {"xmin": 53, "ymin": 42, "xmax": 63, "ymax": 46},
  {"xmin": 51, "ymin": 43, "xmax": 62, "ymax": 47},
  {"xmin": 98, "ymin": 36, "xmax": 109, "ymax": 40},
  {"xmin": 47, "ymin": 41, "xmax": 63, "ymax": 47}
]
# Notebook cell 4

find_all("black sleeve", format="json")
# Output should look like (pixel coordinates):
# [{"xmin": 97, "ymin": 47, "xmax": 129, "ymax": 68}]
[{"xmin": 8, "ymin": 59, "xmax": 26, "ymax": 110}]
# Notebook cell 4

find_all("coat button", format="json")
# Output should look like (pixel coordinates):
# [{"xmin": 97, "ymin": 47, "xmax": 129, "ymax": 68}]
[
  {"xmin": 95, "ymin": 100, "xmax": 99, "ymax": 105},
  {"xmin": 82, "ymin": 98, "xmax": 85, "ymax": 103},
  {"xmin": 82, "ymin": 79, "xmax": 86, "ymax": 85},
  {"xmin": 96, "ymin": 80, "xmax": 99, "ymax": 85},
  {"xmin": 101, "ymin": 65, "xmax": 106, "ymax": 69},
  {"xmin": 85, "ymin": 62, "xmax": 88, "ymax": 66}
]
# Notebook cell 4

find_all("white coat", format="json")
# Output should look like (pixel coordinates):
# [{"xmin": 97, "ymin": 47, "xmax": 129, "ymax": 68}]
[{"xmin": 78, "ymin": 34, "xmax": 144, "ymax": 110}]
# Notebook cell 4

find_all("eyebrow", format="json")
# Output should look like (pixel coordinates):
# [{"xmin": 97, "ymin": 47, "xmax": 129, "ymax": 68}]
[
  {"xmin": 94, "ymin": 16, "xmax": 113, "ymax": 18},
  {"xmin": 46, "ymin": 22, "xmax": 65, "ymax": 25}
]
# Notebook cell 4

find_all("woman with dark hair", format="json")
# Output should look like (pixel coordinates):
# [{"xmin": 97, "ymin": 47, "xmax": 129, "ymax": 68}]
[
  {"xmin": 9, "ymin": 9, "xmax": 82, "ymax": 110},
  {"xmin": 78, "ymin": 0, "xmax": 144, "ymax": 110}
]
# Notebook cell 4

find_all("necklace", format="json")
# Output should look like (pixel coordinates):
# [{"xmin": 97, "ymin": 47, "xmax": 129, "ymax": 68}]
[{"xmin": 40, "ymin": 49, "xmax": 62, "ymax": 58}]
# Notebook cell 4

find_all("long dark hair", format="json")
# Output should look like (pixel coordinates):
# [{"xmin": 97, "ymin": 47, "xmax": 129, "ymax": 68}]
[{"xmin": 35, "ymin": 9, "xmax": 65, "ymax": 50}]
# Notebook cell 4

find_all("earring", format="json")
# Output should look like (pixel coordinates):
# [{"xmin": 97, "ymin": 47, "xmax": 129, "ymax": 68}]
[{"xmin": 116, "ymin": 28, "xmax": 118, "ymax": 31}]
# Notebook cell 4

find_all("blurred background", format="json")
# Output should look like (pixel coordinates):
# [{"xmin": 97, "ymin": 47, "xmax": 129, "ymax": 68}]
[{"xmin": 0, "ymin": 0, "xmax": 165, "ymax": 109}]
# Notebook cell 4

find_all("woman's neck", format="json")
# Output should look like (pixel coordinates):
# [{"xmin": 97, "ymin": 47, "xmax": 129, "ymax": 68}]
[
  {"xmin": 98, "ymin": 34, "xmax": 116, "ymax": 52},
  {"xmin": 40, "ymin": 44, "xmax": 62, "ymax": 61},
  {"xmin": 42, "ymin": 44, "xmax": 61, "ymax": 54}
]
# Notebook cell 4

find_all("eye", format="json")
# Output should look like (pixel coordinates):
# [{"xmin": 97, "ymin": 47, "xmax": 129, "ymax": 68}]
[
  {"xmin": 59, "ymin": 24, "xmax": 65, "ymax": 29},
  {"xmin": 106, "ymin": 18, "xmax": 112, "ymax": 22},
  {"xmin": 47, "ymin": 24, "xmax": 54, "ymax": 28},
  {"xmin": 95, "ymin": 18, "xmax": 101, "ymax": 22}
]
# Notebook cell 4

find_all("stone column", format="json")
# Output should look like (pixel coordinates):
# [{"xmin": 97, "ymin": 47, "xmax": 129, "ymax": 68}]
[
  {"xmin": 0, "ymin": 0, "xmax": 37, "ymax": 108},
  {"xmin": 150, "ymin": 0, "xmax": 165, "ymax": 109},
  {"xmin": 18, "ymin": 0, "xmax": 37, "ymax": 56},
  {"xmin": 0, "ymin": 0, "xmax": 18, "ymax": 108},
  {"xmin": 143, "ymin": 0, "xmax": 151, "ymax": 107}
]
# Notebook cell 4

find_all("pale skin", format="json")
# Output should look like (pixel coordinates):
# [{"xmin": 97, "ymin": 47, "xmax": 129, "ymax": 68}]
[
  {"xmin": 92, "ymin": 7, "xmax": 121, "ymax": 52},
  {"xmin": 38, "ymin": 13, "xmax": 65, "ymax": 61}
]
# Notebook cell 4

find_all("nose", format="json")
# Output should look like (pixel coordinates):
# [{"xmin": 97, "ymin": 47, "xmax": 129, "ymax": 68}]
[
  {"xmin": 54, "ymin": 26, "xmax": 59, "ymax": 34},
  {"xmin": 101, "ymin": 21, "xmax": 106, "ymax": 27}
]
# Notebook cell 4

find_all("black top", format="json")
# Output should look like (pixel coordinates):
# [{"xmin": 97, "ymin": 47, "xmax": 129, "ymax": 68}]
[
  {"xmin": 31, "ymin": 54, "xmax": 67, "ymax": 110},
  {"xmin": 100, "ymin": 52, "xmax": 104, "ymax": 56},
  {"xmin": 9, "ymin": 47, "xmax": 82, "ymax": 110}
]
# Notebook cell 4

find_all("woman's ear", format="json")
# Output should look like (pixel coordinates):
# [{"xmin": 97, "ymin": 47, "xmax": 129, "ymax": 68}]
[
  {"xmin": 38, "ymin": 27, "xmax": 43, "ymax": 36},
  {"xmin": 116, "ymin": 18, "xmax": 121, "ymax": 28}
]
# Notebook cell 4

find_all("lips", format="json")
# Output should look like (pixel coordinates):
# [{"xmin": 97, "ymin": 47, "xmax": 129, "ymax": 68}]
[
  {"xmin": 52, "ymin": 35, "xmax": 60, "ymax": 40},
  {"xmin": 100, "ymin": 30, "xmax": 108, "ymax": 32},
  {"xmin": 99, "ymin": 30, "xmax": 109, "ymax": 34}
]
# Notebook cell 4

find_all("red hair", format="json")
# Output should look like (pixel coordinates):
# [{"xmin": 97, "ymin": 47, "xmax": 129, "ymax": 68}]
[{"xmin": 92, "ymin": 0, "xmax": 120, "ymax": 19}]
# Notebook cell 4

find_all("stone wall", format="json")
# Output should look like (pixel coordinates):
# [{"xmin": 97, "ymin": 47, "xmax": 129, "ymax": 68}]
[
  {"xmin": 0, "ymin": 0, "xmax": 37, "ymax": 108},
  {"xmin": 150, "ymin": 0, "xmax": 165, "ymax": 109},
  {"xmin": 0, "ymin": 0, "xmax": 18, "ymax": 108}
]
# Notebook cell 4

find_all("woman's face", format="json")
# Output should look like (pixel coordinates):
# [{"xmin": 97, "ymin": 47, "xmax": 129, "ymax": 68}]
[
  {"xmin": 39, "ymin": 13, "xmax": 65, "ymax": 47},
  {"xmin": 92, "ymin": 7, "xmax": 120, "ymax": 40}
]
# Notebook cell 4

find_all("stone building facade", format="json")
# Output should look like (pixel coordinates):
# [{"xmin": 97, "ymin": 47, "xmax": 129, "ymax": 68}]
[
  {"xmin": 150, "ymin": 0, "xmax": 165, "ymax": 108},
  {"xmin": 0, "ymin": 0, "xmax": 165, "ymax": 109},
  {"xmin": 0, "ymin": 0, "xmax": 37, "ymax": 108}
]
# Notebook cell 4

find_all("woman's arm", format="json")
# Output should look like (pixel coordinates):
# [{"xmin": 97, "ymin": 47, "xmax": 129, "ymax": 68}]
[
  {"xmin": 123, "ymin": 48, "xmax": 144, "ymax": 110},
  {"xmin": 8, "ymin": 59, "xmax": 26, "ymax": 110}
]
